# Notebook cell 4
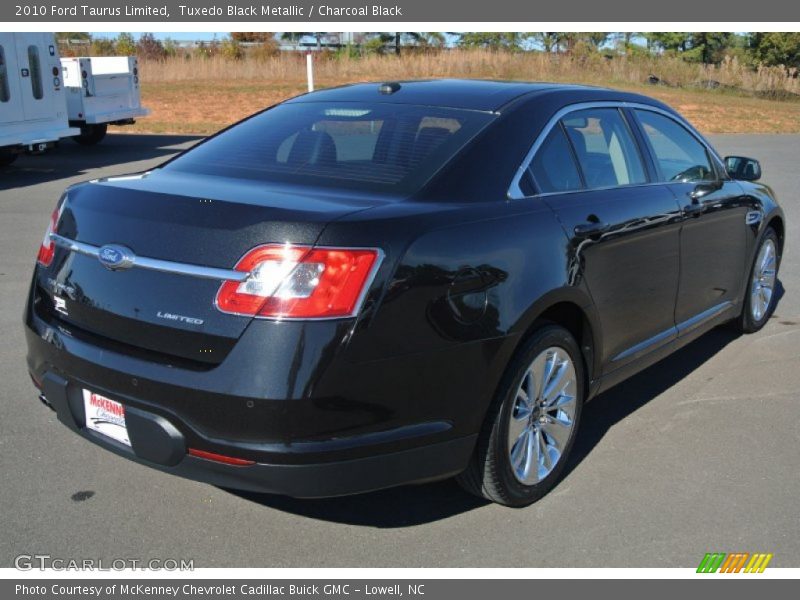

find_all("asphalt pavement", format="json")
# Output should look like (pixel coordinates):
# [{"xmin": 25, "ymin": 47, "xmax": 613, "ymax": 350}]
[{"xmin": 0, "ymin": 133, "xmax": 798, "ymax": 567}]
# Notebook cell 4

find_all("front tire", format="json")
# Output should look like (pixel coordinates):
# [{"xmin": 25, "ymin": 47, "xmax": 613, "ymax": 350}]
[
  {"xmin": 72, "ymin": 124, "xmax": 108, "ymax": 146},
  {"xmin": 735, "ymin": 227, "xmax": 780, "ymax": 333},
  {"xmin": 457, "ymin": 324, "xmax": 585, "ymax": 506}
]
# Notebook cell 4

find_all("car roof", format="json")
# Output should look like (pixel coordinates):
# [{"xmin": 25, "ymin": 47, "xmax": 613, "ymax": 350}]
[{"xmin": 285, "ymin": 79, "xmax": 665, "ymax": 113}]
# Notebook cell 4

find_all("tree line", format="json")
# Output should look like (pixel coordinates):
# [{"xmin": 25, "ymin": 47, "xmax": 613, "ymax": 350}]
[
  {"xmin": 55, "ymin": 32, "xmax": 800, "ymax": 69},
  {"xmin": 458, "ymin": 33, "xmax": 800, "ymax": 69}
]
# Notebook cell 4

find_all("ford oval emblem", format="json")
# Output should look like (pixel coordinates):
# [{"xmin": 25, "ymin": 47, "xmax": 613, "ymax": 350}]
[{"xmin": 97, "ymin": 244, "xmax": 135, "ymax": 271}]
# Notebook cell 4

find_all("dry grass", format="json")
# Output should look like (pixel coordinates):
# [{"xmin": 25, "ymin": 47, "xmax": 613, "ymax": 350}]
[{"xmin": 113, "ymin": 50, "xmax": 800, "ymax": 136}]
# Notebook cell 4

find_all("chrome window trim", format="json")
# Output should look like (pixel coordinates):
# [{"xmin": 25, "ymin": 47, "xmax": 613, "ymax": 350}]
[
  {"xmin": 50, "ymin": 234, "xmax": 249, "ymax": 282},
  {"xmin": 507, "ymin": 101, "xmax": 726, "ymax": 200}
]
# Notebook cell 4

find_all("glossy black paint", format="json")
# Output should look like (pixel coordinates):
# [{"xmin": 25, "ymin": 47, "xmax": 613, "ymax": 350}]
[{"xmin": 24, "ymin": 80, "xmax": 785, "ymax": 497}]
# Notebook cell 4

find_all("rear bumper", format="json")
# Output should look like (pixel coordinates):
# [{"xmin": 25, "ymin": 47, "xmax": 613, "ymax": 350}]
[
  {"xmin": 75, "ymin": 107, "xmax": 150, "ymax": 125},
  {"xmin": 40, "ymin": 371, "xmax": 474, "ymax": 498},
  {"xmin": 24, "ymin": 300, "xmax": 485, "ymax": 497}
]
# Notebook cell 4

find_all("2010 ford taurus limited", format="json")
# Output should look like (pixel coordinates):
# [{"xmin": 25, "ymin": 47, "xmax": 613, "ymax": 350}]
[{"xmin": 24, "ymin": 80, "xmax": 785, "ymax": 506}]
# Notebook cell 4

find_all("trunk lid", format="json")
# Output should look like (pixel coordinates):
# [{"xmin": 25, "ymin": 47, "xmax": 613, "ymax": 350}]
[{"xmin": 36, "ymin": 170, "xmax": 384, "ymax": 366}]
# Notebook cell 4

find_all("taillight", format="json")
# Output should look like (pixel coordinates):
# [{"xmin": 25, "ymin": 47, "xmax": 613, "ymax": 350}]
[
  {"xmin": 36, "ymin": 204, "xmax": 62, "ymax": 267},
  {"xmin": 216, "ymin": 244, "xmax": 382, "ymax": 320}
]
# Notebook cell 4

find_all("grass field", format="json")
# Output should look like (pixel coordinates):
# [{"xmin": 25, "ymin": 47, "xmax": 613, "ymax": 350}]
[{"xmin": 114, "ymin": 50, "xmax": 800, "ymax": 136}]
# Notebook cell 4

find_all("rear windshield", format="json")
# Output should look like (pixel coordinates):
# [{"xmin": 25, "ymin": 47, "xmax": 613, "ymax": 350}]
[{"xmin": 165, "ymin": 102, "xmax": 494, "ymax": 195}]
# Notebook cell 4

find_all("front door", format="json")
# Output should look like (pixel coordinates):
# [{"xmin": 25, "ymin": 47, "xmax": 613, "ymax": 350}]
[{"xmin": 632, "ymin": 109, "xmax": 752, "ymax": 328}]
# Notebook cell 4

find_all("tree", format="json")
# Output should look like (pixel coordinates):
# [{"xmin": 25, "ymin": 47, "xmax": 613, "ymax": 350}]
[
  {"xmin": 751, "ymin": 32, "xmax": 800, "ymax": 68},
  {"xmin": 556, "ymin": 33, "xmax": 609, "ymax": 54},
  {"xmin": 531, "ymin": 33, "xmax": 561, "ymax": 53},
  {"xmin": 422, "ymin": 32, "xmax": 446, "ymax": 48},
  {"xmin": 376, "ymin": 33, "xmax": 434, "ymax": 55},
  {"xmin": 115, "ymin": 32, "xmax": 136, "ymax": 56},
  {"xmin": 527, "ymin": 33, "xmax": 609, "ymax": 54},
  {"xmin": 220, "ymin": 37, "xmax": 244, "ymax": 60},
  {"xmin": 90, "ymin": 38, "xmax": 115, "ymax": 56},
  {"xmin": 161, "ymin": 37, "xmax": 179, "ymax": 58},
  {"xmin": 687, "ymin": 33, "xmax": 736, "ymax": 64},
  {"xmin": 644, "ymin": 32, "xmax": 736, "ymax": 63},
  {"xmin": 136, "ymin": 33, "xmax": 166, "ymax": 60},
  {"xmin": 231, "ymin": 32, "xmax": 278, "ymax": 43},
  {"xmin": 458, "ymin": 33, "xmax": 523, "ymax": 51},
  {"xmin": 644, "ymin": 32, "xmax": 691, "ymax": 53}
]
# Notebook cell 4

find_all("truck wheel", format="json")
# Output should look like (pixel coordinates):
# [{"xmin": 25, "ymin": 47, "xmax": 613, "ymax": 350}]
[
  {"xmin": 456, "ymin": 324, "xmax": 585, "ymax": 506},
  {"xmin": 0, "ymin": 149, "xmax": 18, "ymax": 167},
  {"xmin": 73, "ymin": 124, "xmax": 108, "ymax": 146}
]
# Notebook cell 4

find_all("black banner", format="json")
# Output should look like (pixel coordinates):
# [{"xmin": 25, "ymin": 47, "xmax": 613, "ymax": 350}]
[{"xmin": 3, "ymin": 0, "xmax": 800, "ymax": 22}]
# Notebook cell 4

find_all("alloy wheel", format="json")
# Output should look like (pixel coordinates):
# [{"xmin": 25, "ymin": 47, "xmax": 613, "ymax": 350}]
[
  {"xmin": 507, "ymin": 346, "xmax": 577, "ymax": 485},
  {"xmin": 751, "ymin": 238, "xmax": 777, "ymax": 322}
]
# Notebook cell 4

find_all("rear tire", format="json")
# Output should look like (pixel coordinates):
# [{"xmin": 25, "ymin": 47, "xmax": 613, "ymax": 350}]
[
  {"xmin": 72, "ymin": 124, "xmax": 108, "ymax": 146},
  {"xmin": 0, "ymin": 149, "xmax": 17, "ymax": 167},
  {"xmin": 457, "ymin": 324, "xmax": 585, "ymax": 507},
  {"xmin": 734, "ymin": 227, "xmax": 780, "ymax": 333}
]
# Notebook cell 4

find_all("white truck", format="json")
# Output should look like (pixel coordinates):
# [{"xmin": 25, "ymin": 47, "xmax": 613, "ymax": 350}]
[
  {"xmin": 0, "ymin": 33, "xmax": 79, "ymax": 166},
  {"xmin": 61, "ymin": 56, "xmax": 150, "ymax": 145}
]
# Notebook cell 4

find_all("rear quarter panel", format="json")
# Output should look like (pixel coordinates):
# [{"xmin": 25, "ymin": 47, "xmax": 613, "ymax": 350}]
[{"xmin": 317, "ymin": 199, "xmax": 596, "ymax": 436}]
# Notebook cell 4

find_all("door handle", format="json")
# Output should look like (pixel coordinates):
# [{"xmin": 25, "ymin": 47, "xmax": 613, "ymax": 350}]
[
  {"xmin": 574, "ymin": 221, "xmax": 610, "ymax": 238},
  {"xmin": 683, "ymin": 201, "xmax": 706, "ymax": 216}
]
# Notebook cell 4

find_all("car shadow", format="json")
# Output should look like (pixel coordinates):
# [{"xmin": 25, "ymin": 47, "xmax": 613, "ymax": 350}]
[
  {"xmin": 226, "ymin": 285, "xmax": 786, "ymax": 527},
  {"xmin": 563, "ymin": 326, "xmax": 739, "ymax": 478},
  {"xmin": 0, "ymin": 133, "xmax": 203, "ymax": 190}
]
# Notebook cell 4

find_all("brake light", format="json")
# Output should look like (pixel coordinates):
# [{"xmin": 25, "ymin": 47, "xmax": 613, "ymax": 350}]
[
  {"xmin": 36, "ymin": 204, "xmax": 62, "ymax": 267},
  {"xmin": 216, "ymin": 244, "xmax": 381, "ymax": 320}
]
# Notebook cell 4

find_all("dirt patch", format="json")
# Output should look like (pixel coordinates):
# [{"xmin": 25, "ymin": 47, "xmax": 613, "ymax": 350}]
[{"xmin": 112, "ymin": 79, "xmax": 800, "ymax": 137}]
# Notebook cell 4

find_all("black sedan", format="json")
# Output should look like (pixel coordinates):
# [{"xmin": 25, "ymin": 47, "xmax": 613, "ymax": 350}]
[{"xmin": 25, "ymin": 80, "xmax": 784, "ymax": 506}]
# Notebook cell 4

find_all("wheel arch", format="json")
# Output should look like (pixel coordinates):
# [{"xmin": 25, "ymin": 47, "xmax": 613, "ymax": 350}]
[
  {"xmin": 510, "ymin": 290, "xmax": 603, "ymax": 401},
  {"xmin": 766, "ymin": 214, "xmax": 785, "ymax": 254}
]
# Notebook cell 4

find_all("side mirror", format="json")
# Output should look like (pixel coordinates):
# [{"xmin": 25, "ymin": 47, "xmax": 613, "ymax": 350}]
[{"xmin": 725, "ymin": 156, "xmax": 761, "ymax": 181}]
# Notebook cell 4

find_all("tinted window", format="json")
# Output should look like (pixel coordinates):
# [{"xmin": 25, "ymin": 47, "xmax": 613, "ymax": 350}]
[
  {"xmin": 562, "ymin": 109, "xmax": 647, "ymax": 189},
  {"xmin": 635, "ymin": 110, "xmax": 715, "ymax": 182},
  {"xmin": 0, "ymin": 46, "xmax": 9, "ymax": 102},
  {"xmin": 529, "ymin": 125, "xmax": 583, "ymax": 193},
  {"xmin": 166, "ymin": 103, "xmax": 494, "ymax": 195},
  {"xmin": 27, "ymin": 45, "xmax": 43, "ymax": 100}
]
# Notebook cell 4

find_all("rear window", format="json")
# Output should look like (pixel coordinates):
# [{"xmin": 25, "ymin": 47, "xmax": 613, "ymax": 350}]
[
  {"xmin": 529, "ymin": 125, "xmax": 583, "ymax": 193},
  {"xmin": 27, "ymin": 45, "xmax": 43, "ymax": 100},
  {"xmin": 165, "ymin": 102, "xmax": 494, "ymax": 194},
  {"xmin": 562, "ymin": 109, "xmax": 646, "ymax": 189}
]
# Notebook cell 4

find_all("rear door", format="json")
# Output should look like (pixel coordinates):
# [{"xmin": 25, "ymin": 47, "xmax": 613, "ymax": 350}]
[
  {"xmin": 528, "ymin": 107, "xmax": 683, "ymax": 369},
  {"xmin": 14, "ymin": 34, "xmax": 54, "ymax": 121},
  {"xmin": 631, "ymin": 108, "xmax": 752, "ymax": 329},
  {"xmin": 83, "ymin": 57, "xmax": 138, "ymax": 114}
]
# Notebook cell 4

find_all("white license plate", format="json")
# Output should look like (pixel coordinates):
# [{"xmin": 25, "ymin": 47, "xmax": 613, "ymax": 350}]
[{"xmin": 82, "ymin": 390, "xmax": 131, "ymax": 447}]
